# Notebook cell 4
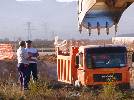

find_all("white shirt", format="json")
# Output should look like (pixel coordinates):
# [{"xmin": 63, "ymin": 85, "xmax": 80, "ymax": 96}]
[
  {"xmin": 17, "ymin": 47, "xmax": 29, "ymax": 64},
  {"xmin": 25, "ymin": 47, "xmax": 38, "ymax": 63}
]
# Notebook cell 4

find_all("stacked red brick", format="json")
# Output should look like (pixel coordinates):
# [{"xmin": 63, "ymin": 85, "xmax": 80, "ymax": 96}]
[{"xmin": 0, "ymin": 44, "xmax": 14, "ymax": 60}]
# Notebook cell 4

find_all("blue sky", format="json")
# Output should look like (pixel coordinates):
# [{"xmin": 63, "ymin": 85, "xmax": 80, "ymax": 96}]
[{"xmin": 0, "ymin": 0, "xmax": 81, "ymax": 40}]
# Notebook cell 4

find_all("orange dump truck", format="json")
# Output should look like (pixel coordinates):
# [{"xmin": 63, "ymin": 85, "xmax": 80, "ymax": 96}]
[{"xmin": 57, "ymin": 45, "xmax": 130, "ymax": 87}]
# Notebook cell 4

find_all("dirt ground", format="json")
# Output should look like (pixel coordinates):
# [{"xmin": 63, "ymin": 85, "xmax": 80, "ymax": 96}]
[
  {"xmin": 38, "ymin": 61, "xmax": 57, "ymax": 80},
  {"xmin": 0, "ymin": 54, "xmax": 134, "ymax": 89},
  {"xmin": 0, "ymin": 56, "xmax": 57, "ymax": 82}
]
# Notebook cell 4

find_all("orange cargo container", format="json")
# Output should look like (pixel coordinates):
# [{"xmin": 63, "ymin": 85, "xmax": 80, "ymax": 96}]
[{"xmin": 57, "ymin": 45, "xmax": 130, "ymax": 87}]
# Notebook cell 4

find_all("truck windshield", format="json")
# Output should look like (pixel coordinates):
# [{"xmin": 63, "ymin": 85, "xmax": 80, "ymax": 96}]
[
  {"xmin": 92, "ymin": 53, "xmax": 127, "ymax": 68},
  {"xmin": 85, "ymin": 47, "xmax": 127, "ymax": 68}
]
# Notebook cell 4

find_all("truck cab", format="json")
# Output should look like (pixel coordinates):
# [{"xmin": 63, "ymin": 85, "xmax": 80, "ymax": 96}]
[
  {"xmin": 57, "ymin": 45, "xmax": 130, "ymax": 87},
  {"xmin": 76, "ymin": 45, "xmax": 129, "ymax": 86}
]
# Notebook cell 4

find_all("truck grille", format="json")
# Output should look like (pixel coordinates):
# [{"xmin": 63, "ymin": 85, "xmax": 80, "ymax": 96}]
[{"xmin": 93, "ymin": 73, "xmax": 122, "ymax": 82}]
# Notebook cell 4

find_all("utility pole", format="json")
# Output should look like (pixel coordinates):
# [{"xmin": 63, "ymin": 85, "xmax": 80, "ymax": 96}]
[{"xmin": 27, "ymin": 22, "xmax": 32, "ymax": 40}]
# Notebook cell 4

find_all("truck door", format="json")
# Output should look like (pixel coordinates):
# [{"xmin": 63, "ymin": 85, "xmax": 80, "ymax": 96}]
[{"xmin": 77, "ymin": 53, "xmax": 85, "ymax": 84}]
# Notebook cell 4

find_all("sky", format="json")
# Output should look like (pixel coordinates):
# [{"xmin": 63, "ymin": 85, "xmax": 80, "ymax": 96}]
[
  {"xmin": 16, "ymin": 0, "xmax": 77, "ymax": 1},
  {"xmin": 16, "ymin": 0, "xmax": 41, "ymax": 1},
  {"xmin": 0, "ymin": 0, "xmax": 134, "ymax": 41},
  {"xmin": 56, "ymin": 0, "xmax": 77, "ymax": 2}
]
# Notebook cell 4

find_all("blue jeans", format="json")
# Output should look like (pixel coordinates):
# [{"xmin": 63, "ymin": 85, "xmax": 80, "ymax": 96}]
[
  {"xmin": 29, "ymin": 63, "xmax": 38, "ymax": 81},
  {"xmin": 18, "ymin": 63, "xmax": 30, "ymax": 89}
]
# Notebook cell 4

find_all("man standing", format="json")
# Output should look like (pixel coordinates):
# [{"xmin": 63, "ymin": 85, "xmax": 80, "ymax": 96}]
[
  {"xmin": 17, "ymin": 41, "xmax": 30, "ymax": 90},
  {"xmin": 25, "ymin": 40, "xmax": 39, "ymax": 82}
]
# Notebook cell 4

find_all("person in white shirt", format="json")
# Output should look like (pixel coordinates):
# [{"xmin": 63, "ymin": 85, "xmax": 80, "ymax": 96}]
[
  {"xmin": 17, "ymin": 41, "xmax": 30, "ymax": 90},
  {"xmin": 25, "ymin": 40, "xmax": 39, "ymax": 82}
]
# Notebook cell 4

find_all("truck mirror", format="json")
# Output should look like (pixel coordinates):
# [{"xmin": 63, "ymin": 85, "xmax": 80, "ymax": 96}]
[{"xmin": 75, "ymin": 55, "xmax": 79, "ymax": 68}]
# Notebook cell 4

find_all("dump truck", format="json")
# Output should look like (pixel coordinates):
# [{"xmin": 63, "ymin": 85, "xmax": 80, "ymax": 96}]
[
  {"xmin": 57, "ymin": 45, "xmax": 130, "ymax": 87},
  {"xmin": 78, "ymin": 0, "xmax": 134, "ymax": 35}
]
